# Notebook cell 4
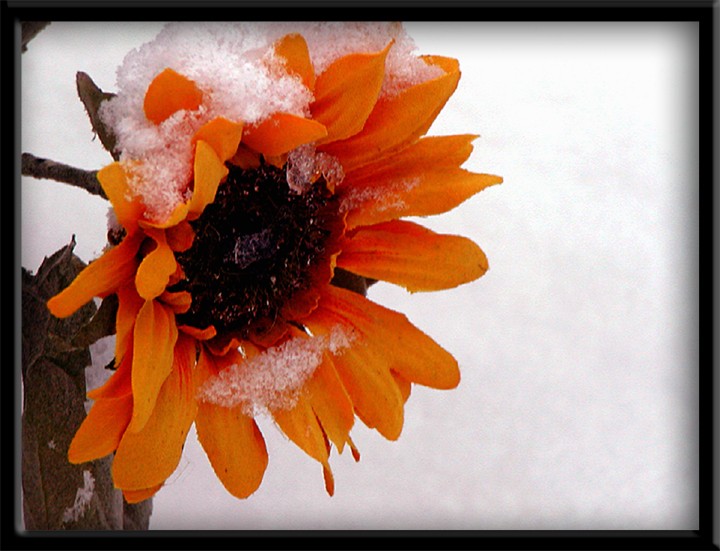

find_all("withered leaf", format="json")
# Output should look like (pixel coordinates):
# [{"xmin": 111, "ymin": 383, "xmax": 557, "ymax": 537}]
[
  {"xmin": 22, "ymin": 240, "xmax": 152, "ymax": 530},
  {"xmin": 72, "ymin": 294, "xmax": 118, "ymax": 349}
]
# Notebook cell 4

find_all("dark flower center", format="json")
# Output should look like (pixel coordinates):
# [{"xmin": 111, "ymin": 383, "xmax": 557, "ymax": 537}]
[{"xmin": 173, "ymin": 162, "xmax": 337, "ymax": 337}]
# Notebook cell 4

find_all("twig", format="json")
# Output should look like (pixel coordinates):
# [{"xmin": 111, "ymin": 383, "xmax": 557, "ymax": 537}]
[{"xmin": 22, "ymin": 153, "xmax": 107, "ymax": 200}]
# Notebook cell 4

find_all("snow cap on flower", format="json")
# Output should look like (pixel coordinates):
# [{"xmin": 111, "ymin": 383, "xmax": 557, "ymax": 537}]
[{"xmin": 101, "ymin": 22, "xmax": 442, "ymax": 221}]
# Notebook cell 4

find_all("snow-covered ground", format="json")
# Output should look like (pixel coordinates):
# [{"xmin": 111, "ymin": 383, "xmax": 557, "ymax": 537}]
[{"xmin": 21, "ymin": 21, "xmax": 698, "ymax": 530}]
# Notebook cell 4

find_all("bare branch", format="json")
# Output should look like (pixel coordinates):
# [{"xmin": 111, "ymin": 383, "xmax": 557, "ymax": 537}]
[
  {"xmin": 76, "ymin": 72, "xmax": 119, "ymax": 160},
  {"xmin": 22, "ymin": 153, "xmax": 107, "ymax": 200},
  {"xmin": 21, "ymin": 22, "xmax": 51, "ymax": 53}
]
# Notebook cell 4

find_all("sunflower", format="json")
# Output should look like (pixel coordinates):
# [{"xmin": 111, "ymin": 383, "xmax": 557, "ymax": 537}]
[{"xmin": 47, "ymin": 24, "xmax": 502, "ymax": 504}]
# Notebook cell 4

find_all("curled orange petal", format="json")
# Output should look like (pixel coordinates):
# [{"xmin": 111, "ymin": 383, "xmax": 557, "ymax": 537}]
[
  {"xmin": 139, "ymin": 200, "xmax": 190, "ymax": 230},
  {"xmin": 187, "ymin": 140, "xmax": 229, "ymax": 219},
  {"xmin": 179, "ymin": 324, "xmax": 217, "ymax": 341},
  {"xmin": 47, "ymin": 231, "xmax": 143, "ymax": 319},
  {"xmin": 159, "ymin": 289, "xmax": 192, "ymax": 314},
  {"xmin": 205, "ymin": 335, "xmax": 245, "ymax": 357},
  {"xmin": 135, "ymin": 229, "xmax": 177, "ymax": 301},
  {"xmin": 114, "ymin": 283, "xmax": 144, "ymax": 367},
  {"xmin": 242, "ymin": 113, "xmax": 327, "ymax": 156},
  {"xmin": 96, "ymin": 162, "xmax": 144, "ymax": 232},
  {"xmin": 128, "ymin": 300, "xmax": 178, "ymax": 434},
  {"xmin": 165, "ymin": 220, "xmax": 195, "ymax": 252},
  {"xmin": 113, "ymin": 334, "xmax": 197, "ymax": 490},
  {"xmin": 144, "ymin": 68, "xmax": 203, "ymax": 125}
]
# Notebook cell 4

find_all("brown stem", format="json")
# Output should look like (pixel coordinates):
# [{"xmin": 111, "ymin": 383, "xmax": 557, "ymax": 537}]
[{"xmin": 22, "ymin": 153, "xmax": 107, "ymax": 200}]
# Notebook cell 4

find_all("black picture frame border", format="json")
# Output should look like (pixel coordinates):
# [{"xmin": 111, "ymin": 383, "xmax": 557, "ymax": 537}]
[{"xmin": 2, "ymin": 1, "xmax": 714, "ymax": 549}]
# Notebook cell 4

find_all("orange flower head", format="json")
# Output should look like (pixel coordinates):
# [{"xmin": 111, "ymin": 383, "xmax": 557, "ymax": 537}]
[{"xmin": 46, "ymin": 22, "xmax": 502, "ymax": 503}]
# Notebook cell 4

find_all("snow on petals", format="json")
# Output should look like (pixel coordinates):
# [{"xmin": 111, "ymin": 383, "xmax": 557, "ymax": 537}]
[
  {"xmin": 99, "ymin": 22, "xmax": 442, "ymax": 222},
  {"xmin": 198, "ymin": 325, "xmax": 355, "ymax": 416}
]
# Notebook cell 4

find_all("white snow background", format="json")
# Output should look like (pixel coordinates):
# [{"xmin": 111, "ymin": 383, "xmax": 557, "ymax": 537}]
[{"xmin": 21, "ymin": 21, "xmax": 699, "ymax": 530}]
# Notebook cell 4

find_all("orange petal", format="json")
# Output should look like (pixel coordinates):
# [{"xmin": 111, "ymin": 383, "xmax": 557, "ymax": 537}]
[
  {"xmin": 205, "ymin": 335, "xmax": 245, "ymax": 357},
  {"xmin": 337, "ymin": 219, "xmax": 488, "ymax": 292},
  {"xmin": 348, "ymin": 133, "xmax": 479, "ymax": 175},
  {"xmin": 139, "ymin": 200, "xmax": 191, "ymax": 230},
  {"xmin": 247, "ymin": 318, "xmax": 290, "ymax": 349},
  {"xmin": 320, "ymin": 56, "xmax": 460, "ymax": 171},
  {"xmin": 269, "ymin": 328, "xmax": 345, "ymax": 471},
  {"xmin": 195, "ymin": 348, "xmax": 268, "ymax": 499},
  {"xmin": 128, "ymin": 300, "xmax": 179, "ymax": 433},
  {"xmin": 242, "ymin": 113, "xmax": 327, "ymax": 156},
  {"xmin": 273, "ymin": 391, "xmax": 330, "ymax": 466},
  {"xmin": 113, "ymin": 334, "xmax": 197, "ymax": 490},
  {"xmin": 273, "ymin": 390, "xmax": 337, "ymax": 496},
  {"xmin": 330, "ymin": 343, "xmax": 404, "ymax": 440},
  {"xmin": 303, "ymin": 306, "xmax": 404, "ymax": 440},
  {"xmin": 165, "ymin": 220, "xmax": 195, "ymax": 252},
  {"xmin": 96, "ymin": 162, "xmax": 144, "ymax": 231},
  {"xmin": 193, "ymin": 117, "xmax": 244, "ymax": 162},
  {"xmin": 263, "ymin": 153, "xmax": 287, "ymax": 169},
  {"xmin": 159, "ymin": 289, "xmax": 192, "ymax": 314},
  {"xmin": 341, "ymin": 134, "xmax": 502, "ymax": 229},
  {"xmin": 179, "ymin": 324, "xmax": 217, "ymax": 341},
  {"xmin": 114, "ymin": 283, "xmax": 144, "ymax": 366},
  {"xmin": 196, "ymin": 403, "xmax": 269, "ymax": 499},
  {"xmin": 323, "ymin": 464, "xmax": 335, "ymax": 497},
  {"xmin": 305, "ymin": 355, "xmax": 354, "ymax": 452},
  {"xmin": 228, "ymin": 145, "xmax": 261, "ymax": 169},
  {"xmin": 274, "ymin": 33, "xmax": 315, "ymax": 90},
  {"xmin": 135, "ymin": 229, "xmax": 177, "ymax": 301},
  {"xmin": 392, "ymin": 370, "xmax": 412, "ymax": 404},
  {"xmin": 123, "ymin": 484, "xmax": 163, "ymax": 504},
  {"xmin": 311, "ymin": 42, "xmax": 390, "ymax": 144},
  {"xmin": 187, "ymin": 140, "xmax": 229, "ymax": 219},
  {"xmin": 168, "ymin": 263, "xmax": 185, "ymax": 287},
  {"xmin": 143, "ymin": 68, "xmax": 203, "ymax": 125},
  {"xmin": 348, "ymin": 437, "xmax": 361, "ymax": 462},
  {"xmin": 87, "ymin": 343, "xmax": 132, "ymax": 401},
  {"xmin": 343, "ymin": 134, "xmax": 476, "ymax": 185},
  {"xmin": 47, "ymin": 231, "xmax": 143, "ymax": 319},
  {"xmin": 313, "ymin": 285, "xmax": 459, "ymax": 390},
  {"xmin": 68, "ymin": 393, "xmax": 133, "ymax": 464},
  {"xmin": 346, "ymin": 169, "xmax": 502, "ymax": 229}
]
